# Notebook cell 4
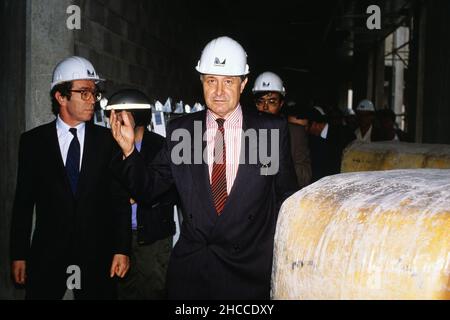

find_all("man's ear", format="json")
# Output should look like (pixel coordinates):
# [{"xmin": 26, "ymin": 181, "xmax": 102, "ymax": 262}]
[
  {"xmin": 55, "ymin": 91, "xmax": 67, "ymax": 105},
  {"xmin": 240, "ymin": 77, "xmax": 248, "ymax": 93}
]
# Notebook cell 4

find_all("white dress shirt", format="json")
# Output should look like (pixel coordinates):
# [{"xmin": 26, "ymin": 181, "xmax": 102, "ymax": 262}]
[
  {"xmin": 206, "ymin": 105, "xmax": 243, "ymax": 195},
  {"xmin": 56, "ymin": 115, "xmax": 86, "ymax": 168},
  {"xmin": 355, "ymin": 125, "xmax": 373, "ymax": 142},
  {"xmin": 321, "ymin": 123, "xmax": 329, "ymax": 139}
]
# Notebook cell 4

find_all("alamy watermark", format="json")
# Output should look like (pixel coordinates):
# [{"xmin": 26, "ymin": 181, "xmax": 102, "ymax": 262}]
[
  {"xmin": 65, "ymin": 4, "xmax": 381, "ymax": 31},
  {"xmin": 66, "ymin": 5, "xmax": 81, "ymax": 30},
  {"xmin": 366, "ymin": 5, "xmax": 381, "ymax": 30},
  {"xmin": 66, "ymin": 265, "xmax": 81, "ymax": 290},
  {"xmin": 170, "ymin": 121, "xmax": 280, "ymax": 176}
]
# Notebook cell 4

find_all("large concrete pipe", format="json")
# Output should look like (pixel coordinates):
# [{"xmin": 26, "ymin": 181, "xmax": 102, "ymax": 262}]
[
  {"xmin": 341, "ymin": 141, "xmax": 450, "ymax": 173},
  {"xmin": 272, "ymin": 169, "xmax": 450, "ymax": 299}
]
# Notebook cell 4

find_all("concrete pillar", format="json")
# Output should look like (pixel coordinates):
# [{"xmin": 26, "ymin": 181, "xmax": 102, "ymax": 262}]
[
  {"xmin": 0, "ymin": 0, "xmax": 27, "ymax": 300},
  {"xmin": 25, "ymin": 0, "xmax": 74, "ymax": 129},
  {"xmin": 0, "ymin": 0, "xmax": 75, "ymax": 299}
]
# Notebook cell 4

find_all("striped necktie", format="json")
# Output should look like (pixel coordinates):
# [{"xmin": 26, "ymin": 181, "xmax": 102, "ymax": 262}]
[{"xmin": 211, "ymin": 118, "xmax": 227, "ymax": 215}]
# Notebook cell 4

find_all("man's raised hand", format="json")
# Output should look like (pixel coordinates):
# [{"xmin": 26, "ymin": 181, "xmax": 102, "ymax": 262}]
[{"xmin": 110, "ymin": 110, "xmax": 135, "ymax": 157}]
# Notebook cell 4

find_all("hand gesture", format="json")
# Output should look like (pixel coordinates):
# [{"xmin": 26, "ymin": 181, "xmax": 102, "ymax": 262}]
[{"xmin": 110, "ymin": 110, "xmax": 135, "ymax": 157}]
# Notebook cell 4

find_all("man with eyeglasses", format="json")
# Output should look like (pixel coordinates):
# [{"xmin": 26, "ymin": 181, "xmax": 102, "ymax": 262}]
[
  {"xmin": 10, "ymin": 56, "xmax": 130, "ymax": 299},
  {"xmin": 253, "ymin": 71, "xmax": 312, "ymax": 188}
]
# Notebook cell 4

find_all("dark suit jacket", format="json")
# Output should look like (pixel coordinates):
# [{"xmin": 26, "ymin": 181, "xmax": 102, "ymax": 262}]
[
  {"xmin": 10, "ymin": 120, "xmax": 130, "ymax": 297},
  {"xmin": 133, "ymin": 130, "xmax": 177, "ymax": 245},
  {"xmin": 309, "ymin": 124, "xmax": 356, "ymax": 182},
  {"xmin": 111, "ymin": 108, "xmax": 298, "ymax": 299},
  {"xmin": 288, "ymin": 123, "xmax": 312, "ymax": 188}
]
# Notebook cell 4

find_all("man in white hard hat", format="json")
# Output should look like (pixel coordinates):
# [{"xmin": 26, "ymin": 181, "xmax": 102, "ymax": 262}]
[
  {"xmin": 354, "ymin": 99, "xmax": 380, "ymax": 142},
  {"xmin": 110, "ymin": 36, "xmax": 297, "ymax": 299},
  {"xmin": 10, "ymin": 56, "xmax": 130, "ymax": 299},
  {"xmin": 253, "ymin": 71, "xmax": 286, "ymax": 114},
  {"xmin": 252, "ymin": 71, "xmax": 312, "ymax": 188}
]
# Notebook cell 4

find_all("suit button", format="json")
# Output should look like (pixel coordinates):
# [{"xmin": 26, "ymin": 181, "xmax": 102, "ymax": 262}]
[
  {"xmin": 189, "ymin": 214, "xmax": 193, "ymax": 219},
  {"xmin": 151, "ymin": 202, "xmax": 160, "ymax": 208},
  {"xmin": 233, "ymin": 244, "xmax": 240, "ymax": 252},
  {"xmin": 248, "ymin": 215, "xmax": 253, "ymax": 220}
]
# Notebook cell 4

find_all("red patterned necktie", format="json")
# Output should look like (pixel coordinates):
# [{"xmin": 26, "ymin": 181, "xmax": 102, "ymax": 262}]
[{"xmin": 211, "ymin": 118, "xmax": 227, "ymax": 215}]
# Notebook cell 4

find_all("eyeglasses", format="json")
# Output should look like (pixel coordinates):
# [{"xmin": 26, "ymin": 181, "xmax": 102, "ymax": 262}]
[
  {"xmin": 256, "ymin": 98, "xmax": 280, "ymax": 107},
  {"xmin": 69, "ymin": 89, "xmax": 103, "ymax": 102}
]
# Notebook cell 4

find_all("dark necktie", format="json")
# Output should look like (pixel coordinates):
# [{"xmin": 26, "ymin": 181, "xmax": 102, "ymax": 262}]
[
  {"xmin": 211, "ymin": 118, "xmax": 227, "ymax": 215},
  {"xmin": 66, "ymin": 128, "xmax": 80, "ymax": 194}
]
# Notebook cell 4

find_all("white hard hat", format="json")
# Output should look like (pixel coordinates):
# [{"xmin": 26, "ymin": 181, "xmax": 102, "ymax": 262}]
[
  {"xmin": 252, "ymin": 71, "xmax": 286, "ymax": 96},
  {"xmin": 195, "ymin": 36, "xmax": 249, "ymax": 76},
  {"xmin": 51, "ymin": 56, "xmax": 104, "ymax": 89},
  {"xmin": 356, "ymin": 99, "xmax": 375, "ymax": 112}
]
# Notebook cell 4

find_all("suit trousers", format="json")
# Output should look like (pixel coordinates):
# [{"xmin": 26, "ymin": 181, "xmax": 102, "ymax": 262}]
[{"xmin": 117, "ymin": 231, "xmax": 172, "ymax": 300}]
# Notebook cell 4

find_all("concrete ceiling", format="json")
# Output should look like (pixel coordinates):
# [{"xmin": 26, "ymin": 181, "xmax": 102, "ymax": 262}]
[
  {"xmin": 188, "ymin": 0, "xmax": 412, "ymax": 71},
  {"xmin": 186, "ymin": 0, "xmax": 413, "ymax": 105}
]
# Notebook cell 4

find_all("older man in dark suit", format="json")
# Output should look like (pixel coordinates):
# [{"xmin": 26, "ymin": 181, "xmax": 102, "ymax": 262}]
[
  {"xmin": 110, "ymin": 37, "xmax": 297, "ymax": 299},
  {"xmin": 10, "ymin": 56, "xmax": 130, "ymax": 299}
]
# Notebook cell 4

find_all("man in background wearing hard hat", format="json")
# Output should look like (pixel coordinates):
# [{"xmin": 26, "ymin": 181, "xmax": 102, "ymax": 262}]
[
  {"xmin": 110, "ymin": 36, "xmax": 297, "ymax": 299},
  {"xmin": 354, "ymin": 99, "xmax": 382, "ymax": 142},
  {"xmin": 252, "ymin": 71, "xmax": 312, "ymax": 188},
  {"xmin": 10, "ymin": 56, "xmax": 130, "ymax": 299}
]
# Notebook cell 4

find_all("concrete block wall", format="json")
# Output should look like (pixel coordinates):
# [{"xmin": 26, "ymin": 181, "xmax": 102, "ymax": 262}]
[{"xmin": 73, "ymin": 0, "xmax": 200, "ymax": 105}]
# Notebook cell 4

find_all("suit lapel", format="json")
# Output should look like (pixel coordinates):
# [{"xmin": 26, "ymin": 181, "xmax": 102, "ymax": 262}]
[
  {"xmin": 48, "ymin": 120, "xmax": 74, "ymax": 196},
  {"xmin": 221, "ymin": 109, "xmax": 258, "ymax": 214},
  {"xmin": 188, "ymin": 111, "xmax": 218, "ymax": 221}
]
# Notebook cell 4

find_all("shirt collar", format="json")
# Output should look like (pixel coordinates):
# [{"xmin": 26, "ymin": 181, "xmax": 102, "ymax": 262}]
[
  {"xmin": 206, "ymin": 104, "xmax": 242, "ymax": 128},
  {"xmin": 355, "ymin": 125, "xmax": 372, "ymax": 140},
  {"xmin": 321, "ymin": 123, "xmax": 329, "ymax": 139},
  {"xmin": 56, "ymin": 115, "xmax": 86, "ymax": 135}
]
